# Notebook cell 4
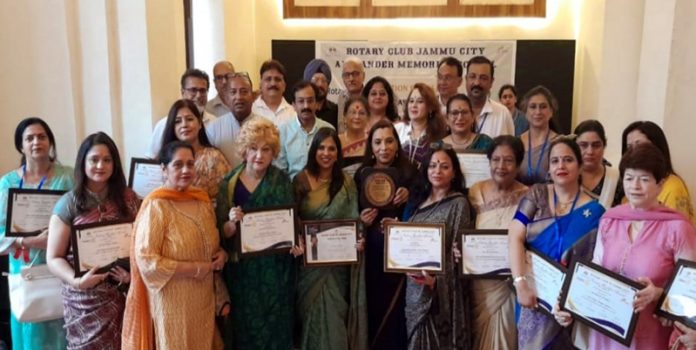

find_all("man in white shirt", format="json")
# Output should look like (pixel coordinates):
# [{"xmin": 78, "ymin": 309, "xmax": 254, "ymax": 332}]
[
  {"xmin": 205, "ymin": 60, "xmax": 235, "ymax": 117},
  {"xmin": 436, "ymin": 56, "xmax": 463, "ymax": 116},
  {"xmin": 147, "ymin": 69, "xmax": 216, "ymax": 158},
  {"xmin": 206, "ymin": 72, "xmax": 261, "ymax": 168},
  {"xmin": 251, "ymin": 59, "xmax": 296, "ymax": 126},
  {"xmin": 337, "ymin": 56, "xmax": 366, "ymax": 133},
  {"xmin": 275, "ymin": 81, "xmax": 334, "ymax": 179},
  {"xmin": 465, "ymin": 55, "xmax": 514, "ymax": 138}
]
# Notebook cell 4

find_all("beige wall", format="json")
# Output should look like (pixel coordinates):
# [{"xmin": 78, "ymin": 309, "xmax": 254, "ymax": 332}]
[
  {"xmin": 0, "ymin": 0, "xmax": 186, "ymax": 175},
  {"xmin": 1, "ymin": 0, "xmax": 694, "ymax": 210}
]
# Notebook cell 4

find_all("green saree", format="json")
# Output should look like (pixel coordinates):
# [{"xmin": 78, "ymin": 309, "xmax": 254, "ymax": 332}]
[
  {"xmin": 217, "ymin": 164, "xmax": 296, "ymax": 350},
  {"xmin": 293, "ymin": 171, "xmax": 368, "ymax": 350}
]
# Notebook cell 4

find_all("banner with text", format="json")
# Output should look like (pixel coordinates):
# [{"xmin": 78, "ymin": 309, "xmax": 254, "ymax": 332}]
[{"xmin": 316, "ymin": 40, "xmax": 516, "ymax": 116}]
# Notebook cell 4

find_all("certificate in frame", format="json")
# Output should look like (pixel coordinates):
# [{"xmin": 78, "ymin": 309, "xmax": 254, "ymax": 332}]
[
  {"xmin": 559, "ymin": 258, "xmax": 641, "ymax": 347},
  {"xmin": 70, "ymin": 218, "xmax": 134, "ymax": 277},
  {"xmin": 384, "ymin": 222, "xmax": 445, "ymax": 275},
  {"xmin": 128, "ymin": 157, "xmax": 163, "ymax": 199},
  {"xmin": 5, "ymin": 188, "xmax": 66, "ymax": 237},
  {"xmin": 460, "ymin": 229, "xmax": 510, "ymax": 278},
  {"xmin": 302, "ymin": 219, "xmax": 359, "ymax": 267},
  {"xmin": 456, "ymin": 150, "xmax": 491, "ymax": 188},
  {"xmin": 525, "ymin": 247, "xmax": 566, "ymax": 316},
  {"xmin": 655, "ymin": 259, "xmax": 696, "ymax": 329},
  {"xmin": 237, "ymin": 205, "xmax": 298, "ymax": 258}
]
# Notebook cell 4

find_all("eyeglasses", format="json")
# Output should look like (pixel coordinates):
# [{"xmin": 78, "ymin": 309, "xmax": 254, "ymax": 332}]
[
  {"xmin": 429, "ymin": 141, "xmax": 453, "ymax": 151},
  {"xmin": 183, "ymin": 87, "xmax": 208, "ymax": 95},
  {"xmin": 448, "ymin": 110, "xmax": 470, "ymax": 118},
  {"xmin": 342, "ymin": 71, "xmax": 362, "ymax": 79}
]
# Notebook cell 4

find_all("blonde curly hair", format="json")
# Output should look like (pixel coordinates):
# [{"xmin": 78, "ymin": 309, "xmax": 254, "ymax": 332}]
[{"xmin": 235, "ymin": 117, "xmax": 281, "ymax": 158}]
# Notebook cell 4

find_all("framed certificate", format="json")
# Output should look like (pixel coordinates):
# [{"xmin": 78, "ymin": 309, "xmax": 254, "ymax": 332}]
[
  {"xmin": 71, "ymin": 219, "xmax": 134, "ymax": 277},
  {"xmin": 302, "ymin": 219, "xmax": 359, "ymax": 266},
  {"xmin": 128, "ymin": 157, "xmax": 164, "ymax": 199},
  {"xmin": 5, "ymin": 189, "xmax": 65, "ymax": 237},
  {"xmin": 456, "ymin": 151, "xmax": 491, "ymax": 188},
  {"xmin": 238, "ymin": 205, "xmax": 297, "ymax": 257},
  {"xmin": 384, "ymin": 222, "xmax": 445, "ymax": 274},
  {"xmin": 359, "ymin": 167, "xmax": 398, "ymax": 210},
  {"xmin": 655, "ymin": 259, "xmax": 696, "ymax": 328},
  {"xmin": 559, "ymin": 258, "xmax": 641, "ymax": 346},
  {"xmin": 460, "ymin": 229, "xmax": 510, "ymax": 278},
  {"xmin": 525, "ymin": 248, "xmax": 566, "ymax": 315}
]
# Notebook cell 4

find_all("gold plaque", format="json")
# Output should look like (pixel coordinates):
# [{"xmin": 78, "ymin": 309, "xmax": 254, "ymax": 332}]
[{"xmin": 364, "ymin": 171, "xmax": 396, "ymax": 208}]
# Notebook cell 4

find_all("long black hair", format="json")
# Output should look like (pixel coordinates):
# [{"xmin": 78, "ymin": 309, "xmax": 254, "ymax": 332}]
[
  {"xmin": 621, "ymin": 121, "xmax": 674, "ymax": 175},
  {"xmin": 161, "ymin": 99, "xmax": 212, "ymax": 154},
  {"xmin": 360, "ymin": 119, "xmax": 409, "ymax": 169},
  {"xmin": 14, "ymin": 117, "xmax": 57, "ymax": 165},
  {"xmin": 73, "ymin": 132, "xmax": 129, "ymax": 217},
  {"xmin": 409, "ymin": 145, "xmax": 466, "ymax": 207},
  {"xmin": 304, "ymin": 128, "xmax": 345, "ymax": 203},
  {"xmin": 362, "ymin": 76, "xmax": 399, "ymax": 122}
]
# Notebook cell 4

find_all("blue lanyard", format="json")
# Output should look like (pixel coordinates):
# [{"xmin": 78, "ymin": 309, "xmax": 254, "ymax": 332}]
[
  {"xmin": 18, "ymin": 164, "xmax": 48, "ymax": 190},
  {"xmin": 527, "ymin": 130, "xmax": 550, "ymax": 180},
  {"xmin": 476, "ymin": 112, "xmax": 489, "ymax": 134},
  {"xmin": 552, "ymin": 188, "xmax": 580, "ymax": 260}
]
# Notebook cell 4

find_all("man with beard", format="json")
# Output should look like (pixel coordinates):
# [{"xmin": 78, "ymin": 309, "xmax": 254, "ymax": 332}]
[
  {"xmin": 465, "ymin": 55, "xmax": 514, "ymax": 138},
  {"xmin": 436, "ymin": 56, "xmax": 464, "ymax": 115},
  {"xmin": 206, "ymin": 60, "xmax": 235, "ymax": 117},
  {"xmin": 147, "ymin": 68, "xmax": 217, "ymax": 158},
  {"xmin": 275, "ymin": 81, "xmax": 334, "ymax": 179},
  {"xmin": 304, "ymin": 58, "xmax": 338, "ymax": 129},
  {"xmin": 206, "ymin": 72, "xmax": 262, "ymax": 167},
  {"xmin": 252, "ymin": 59, "xmax": 296, "ymax": 126},
  {"xmin": 337, "ymin": 57, "xmax": 366, "ymax": 133}
]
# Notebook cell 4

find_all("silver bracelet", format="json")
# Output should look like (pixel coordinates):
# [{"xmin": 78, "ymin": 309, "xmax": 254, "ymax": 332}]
[{"xmin": 512, "ymin": 275, "xmax": 528, "ymax": 286}]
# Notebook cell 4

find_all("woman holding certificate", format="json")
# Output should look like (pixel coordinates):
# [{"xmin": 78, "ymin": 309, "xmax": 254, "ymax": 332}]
[
  {"xmin": 561, "ymin": 143, "xmax": 696, "ymax": 350},
  {"xmin": 441, "ymin": 94, "xmax": 493, "ymax": 152},
  {"xmin": 122, "ymin": 141, "xmax": 226, "ymax": 349},
  {"xmin": 355, "ymin": 120, "xmax": 418, "ymax": 349},
  {"xmin": 400, "ymin": 144, "xmax": 473, "ymax": 349},
  {"xmin": 0, "ymin": 118, "xmax": 74, "ymax": 349},
  {"xmin": 293, "ymin": 127, "xmax": 367, "ymax": 350},
  {"xmin": 47, "ymin": 132, "xmax": 139, "ymax": 348},
  {"xmin": 509, "ymin": 136, "xmax": 605, "ymax": 349},
  {"xmin": 217, "ymin": 118, "xmax": 301, "ymax": 349},
  {"xmin": 160, "ymin": 99, "xmax": 231, "ymax": 203},
  {"xmin": 517, "ymin": 86, "xmax": 561, "ymax": 186},
  {"xmin": 468, "ymin": 135, "xmax": 528, "ymax": 350}
]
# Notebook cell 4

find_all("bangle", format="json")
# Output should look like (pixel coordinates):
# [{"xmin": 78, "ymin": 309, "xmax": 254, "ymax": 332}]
[
  {"xmin": 194, "ymin": 264, "xmax": 201, "ymax": 278},
  {"xmin": 513, "ymin": 275, "xmax": 528, "ymax": 286},
  {"xmin": 17, "ymin": 237, "xmax": 24, "ymax": 248}
]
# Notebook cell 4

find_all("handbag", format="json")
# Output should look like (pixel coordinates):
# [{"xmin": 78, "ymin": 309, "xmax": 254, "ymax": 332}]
[{"xmin": 8, "ymin": 260, "xmax": 64, "ymax": 323}]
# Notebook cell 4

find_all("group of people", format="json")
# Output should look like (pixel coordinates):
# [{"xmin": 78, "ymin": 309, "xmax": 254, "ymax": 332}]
[{"xmin": 0, "ymin": 53, "xmax": 695, "ymax": 350}]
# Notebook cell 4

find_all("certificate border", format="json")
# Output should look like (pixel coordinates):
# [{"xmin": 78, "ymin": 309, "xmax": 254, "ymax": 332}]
[
  {"xmin": 525, "ymin": 247, "xmax": 566, "ymax": 317},
  {"xmin": 655, "ymin": 259, "xmax": 696, "ymax": 329},
  {"xmin": 237, "ymin": 205, "xmax": 298, "ymax": 258},
  {"xmin": 559, "ymin": 258, "xmax": 641, "ymax": 347},
  {"xmin": 358, "ymin": 167, "xmax": 399, "ymax": 210},
  {"xmin": 455, "ymin": 150, "xmax": 490, "ymax": 188},
  {"xmin": 70, "ymin": 218, "xmax": 135, "ymax": 277},
  {"xmin": 127, "ymin": 157, "xmax": 161, "ymax": 198},
  {"xmin": 460, "ymin": 229, "xmax": 510, "ymax": 279},
  {"xmin": 302, "ymin": 219, "xmax": 360, "ymax": 267},
  {"xmin": 384, "ymin": 222, "xmax": 446, "ymax": 275},
  {"xmin": 6, "ymin": 188, "xmax": 66, "ymax": 237}
]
